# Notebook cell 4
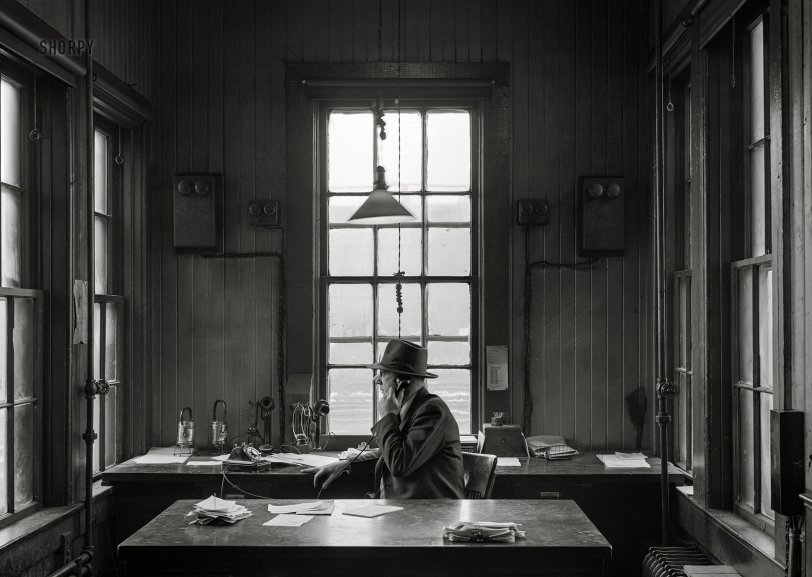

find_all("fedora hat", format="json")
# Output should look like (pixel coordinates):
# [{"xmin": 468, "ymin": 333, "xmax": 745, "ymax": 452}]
[{"xmin": 369, "ymin": 339, "xmax": 437, "ymax": 379}]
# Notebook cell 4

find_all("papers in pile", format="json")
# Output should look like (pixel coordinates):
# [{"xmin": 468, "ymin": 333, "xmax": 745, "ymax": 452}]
[
  {"xmin": 442, "ymin": 522, "xmax": 526, "ymax": 543},
  {"xmin": 525, "ymin": 435, "xmax": 579, "ymax": 460},
  {"xmin": 187, "ymin": 495, "xmax": 252, "ymax": 525},
  {"xmin": 596, "ymin": 452, "xmax": 650, "ymax": 468},
  {"xmin": 267, "ymin": 501, "xmax": 334, "ymax": 515}
]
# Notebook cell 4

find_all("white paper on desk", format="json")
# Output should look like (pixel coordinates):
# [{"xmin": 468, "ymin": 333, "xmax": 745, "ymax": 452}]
[
  {"xmin": 133, "ymin": 454, "xmax": 189, "ymax": 464},
  {"xmin": 343, "ymin": 504, "xmax": 403, "ymax": 518},
  {"xmin": 211, "ymin": 454, "xmax": 230, "ymax": 462},
  {"xmin": 268, "ymin": 501, "xmax": 329, "ymax": 515},
  {"xmin": 263, "ymin": 514, "xmax": 314, "ymax": 527},
  {"xmin": 497, "ymin": 457, "xmax": 522, "ymax": 467},
  {"xmin": 265, "ymin": 453, "xmax": 339, "ymax": 467},
  {"xmin": 186, "ymin": 461, "xmax": 221, "ymax": 466},
  {"xmin": 596, "ymin": 454, "xmax": 650, "ymax": 468}
]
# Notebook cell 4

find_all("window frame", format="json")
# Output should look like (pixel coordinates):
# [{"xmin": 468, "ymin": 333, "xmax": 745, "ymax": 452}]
[
  {"xmin": 316, "ymin": 98, "xmax": 481, "ymax": 444},
  {"xmin": 0, "ymin": 57, "xmax": 44, "ymax": 527}
]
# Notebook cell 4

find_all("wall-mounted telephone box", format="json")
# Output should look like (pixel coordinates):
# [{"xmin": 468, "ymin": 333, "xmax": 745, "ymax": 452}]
[
  {"xmin": 770, "ymin": 409, "xmax": 804, "ymax": 515},
  {"xmin": 478, "ymin": 424, "xmax": 529, "ymax": 457},
  {"xmin": 173, "ymin": 174, "xmax": 221, "ymax": 251},
  {"xmin": 579, "ymin": 177, "xmax": 624, "ymax": 255}
]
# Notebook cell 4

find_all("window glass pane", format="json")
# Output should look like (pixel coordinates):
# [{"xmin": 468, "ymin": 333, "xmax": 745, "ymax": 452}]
[
  {"xmin": 328, "ymin": 368, "xmax": 372, "ymax": 434},
  {"xmin": 105, "ymin": 303, "xmax": 118, "ymax": 381},
  {"xmin": 1, "ymin": 79, "xmax": 21, "ymax": 187},
  {"xmin": 759, "ymin": 392, "xmax": 774, "ymax": 519},
  {"xmin": 426, "ymin": 111, "xmax": 470, "ymax": 192},
  {"xmin": 377, "ymin": 283, "xmax": 420, "ymax": 337},
  {"xmin": 328, "ymin": 284, "xmax": 372, "ymax": 338},
  {"xmin": 427, "ymin": 283, "xmax": 470, "ymax": 337},
  {"xmin": 105, "ymin": 386, "xmax": 117, "ymax": 467},
  {"xmin": 377, "ymin": 338, "xmax": 423, "ymax": 363},
  {"xmin": 676, "ymin": 372, "xmax": 690, "ymax": 466},
  {"xmin": 95, "ymin": 217, "xmax": 108, "ymax": 294},
  {"xmin": 377, "ymin": 228, "xmax": 422, "ymax": 276},
  {"xmin": 759, "ymin": 267, "xmax": 772, "ymax": 389},
  {"xmin": 0, "ymin": 408, "xmax": 6, "ymax": 514},
  {"xmin": 330, "ymin": 195, "xmax": 422, "ymax": 224},
  {"xmin": 94, "ymin": 131, "xmax": 108, "ymax": 214},
  {"xmin": 379, "ymin": 110, "xmax": 422, "ymax": 192},
  {"xmin": 750, "ymin": 145, "xmax": 766, "ymax": 257},
  {"xmin": 14, "ymin": 402, "xmax": 33, "ymax": 509},
  {"xmin": 426, "ymin": 195, "xmax": 470, "ymax": 223},
  {"xmin": 329, "ymin": 341, "xmax": 373, "ymax": 365},
  {"xmin": 329, "ymin": 228, "xmax": 373, "ymax": 276},
  {"xmin": 427, "ymin": 340, "xmax": 470, "ymax": 366},
  {"xmin": 750, "ymin": 21, "xmax": 765, "ymax": 142},
  {"xmin": 427, "ymin": 228, "xmax": 470, "ymax": 276},
  {"xmin": 93, "ymin": 302, "xmax": 101, "ymax": 379},
  {"xmin": 678, "ymin": 276, "xmax": 691, "ymax": 370},
  {"xmin": 92, "ymin": 395, "xmax": 100, "ymax": 474},
  {"xmin": 430, "ymin": 369, "xmax": 470, "ymax": 434},
  {"xmin": 738, "ymin": 389, "xmax": 755, "ymax": 508},
  {"xmin": 738, "ymin": 268, "xmax": 753, "ymax": 384},
  {"xmin": 13, "ymin": 297, "xmax": 33, "ymax": 400},
  {"xmin": 328, "ymin": 112, "xmax": 373, "ymax": 193},
  {"xmin": 0, "ymin": 298, "xmax": 6, "ymax": 400},
  {"xmin": 1, "ymin": 188, "xmax": 23, "ymax": 288}
]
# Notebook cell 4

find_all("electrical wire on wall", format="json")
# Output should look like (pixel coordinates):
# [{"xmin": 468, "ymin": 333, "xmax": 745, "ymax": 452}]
[{"xmin": 522, "ymin": 227, "xmax": 597, "ymax": 434}]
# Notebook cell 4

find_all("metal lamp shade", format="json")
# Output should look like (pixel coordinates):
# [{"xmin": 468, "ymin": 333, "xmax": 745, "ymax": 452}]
[{"xmin": 347, "ymin": 166, "xmax": 416, "ymax": 225}]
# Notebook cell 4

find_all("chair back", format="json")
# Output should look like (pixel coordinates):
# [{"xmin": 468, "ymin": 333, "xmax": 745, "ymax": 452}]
[{"xmin": 462, "ymin": 452, "xmax": 497, "ymax": 499}]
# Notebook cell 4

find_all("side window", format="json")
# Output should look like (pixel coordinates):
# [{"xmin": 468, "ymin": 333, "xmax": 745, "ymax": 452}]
[
  {"xmin": 0, "ymin": 66, "xmax": 43, "ymax": 520},
  {"xmin": 92, "ymin": 120, "xmax": 124, "ymax": 474},
  {"xmin": 321, "ymin": 104, "xmax": 477, "ymax": 435}
]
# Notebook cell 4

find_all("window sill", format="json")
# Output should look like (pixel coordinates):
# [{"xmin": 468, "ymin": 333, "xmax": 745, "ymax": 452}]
[
  {"xmin": 0, "ymin": 482, "xmax": 114, "ymax": 552},
  {"xmin": 674, "ymin": 486, "xmax": 782, "ymax": 577}
]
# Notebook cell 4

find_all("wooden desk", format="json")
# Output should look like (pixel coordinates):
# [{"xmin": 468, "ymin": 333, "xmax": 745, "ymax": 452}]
[
  {"xmin": 119, "ymin": 499, "xmax": 611, "ymax": 577},
  {"xmin": 103, "ymin": 452, "xmax": 682, "ymax": 576}
]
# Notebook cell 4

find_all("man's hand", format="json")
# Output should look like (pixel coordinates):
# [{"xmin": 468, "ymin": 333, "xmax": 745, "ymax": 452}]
[
  {"xmin": 377, "ymin": 381, "xmax": 400, "ymax": 419},
  {"xmin": 301, "ymin": 460, "xmax": 347, "ymax": 491}
]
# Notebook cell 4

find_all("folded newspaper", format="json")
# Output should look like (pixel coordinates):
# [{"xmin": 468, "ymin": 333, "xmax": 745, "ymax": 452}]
[
  {"xmin": 186, "ymin": 495, "xmax": 252, "ymax": 525},
  {"xmin": 442, "ymin": 522, "xmax": 526, "ymax": 543}
]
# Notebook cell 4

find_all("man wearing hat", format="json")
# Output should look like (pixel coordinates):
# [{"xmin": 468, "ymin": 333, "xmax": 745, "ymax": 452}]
[{"xmin": 306, "ymin": 339, "xmax": 465, "ymax": 498}]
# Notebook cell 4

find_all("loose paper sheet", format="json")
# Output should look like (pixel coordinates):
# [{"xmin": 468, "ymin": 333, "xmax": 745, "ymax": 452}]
[
  {"xmin": 268, "ymin": 501, "xmax": 332, "ymax": 515},
  {"xmin": 263, "ymin": 453, "xmax": 339, "ymax": 467},
  {"xmin": 497, "ymin": 457, "xmax": 522, "ymax": 467},
  {"xmin": 486, "ymin": 346, "xmax": 509, "ymax": 391},
  {"xmin": 185, "ymin": 461, "xmax": 221, "ymax": 466},
  {"xmin": 132, "ymin": 447, "xmax": 189, "ymax": 464},
  {"xmin": 72, "ymin": 280, "xmax": 88, "ymax": 344},
  {"xmin": 263, "ymin": 514, "xmax": 314, "ymax": 527},
  {"xmin": 343, "ymin": 504, "xmax": 403, "ymax": 518}
]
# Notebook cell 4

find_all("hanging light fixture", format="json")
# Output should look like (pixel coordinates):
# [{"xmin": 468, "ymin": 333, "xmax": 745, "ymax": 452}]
[{"xmin": 347, "ymin": 165, "xmax": 414, "ymax": 224}]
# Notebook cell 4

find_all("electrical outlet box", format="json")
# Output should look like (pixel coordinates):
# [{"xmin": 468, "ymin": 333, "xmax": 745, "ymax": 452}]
[
  {"xmin": 579, "ymin": 177, "xmax": 624, "ymax": 255},
  {"xmin": 173, "ymin": 174, "xmax": 221, "ymax": 250},
  {"xmin": 248, "ymin": 200, "xmax": 281, "ymax": 228},
  {"xmin": 517, "ymin": 199, "xmax": 550, "ymax": 225}
]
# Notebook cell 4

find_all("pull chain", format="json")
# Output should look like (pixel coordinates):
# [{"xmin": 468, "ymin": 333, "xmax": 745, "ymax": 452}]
[
  {"xmin": 29, "ymin": 66, "xmax": 41, "ymax": 141},
  {"xmin": 115, "ymin": 125, "xmax": 124, "ymax": 165},
  {"xmin": 394, "ymin": 0, "xmax": 404, "ymax": 340},
  {"xmin": 666, "ymin": 74, "xmax": 674, "ymax": 112}
]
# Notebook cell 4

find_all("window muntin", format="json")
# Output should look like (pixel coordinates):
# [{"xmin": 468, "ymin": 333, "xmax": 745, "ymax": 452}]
[
  {"xmin": 0, "ymin": 69, "xmax": 43, "ymax": 521},
  {"xmin": 92, "ymin": 124, "xmax": 124, "ymax": 475},
  {"xmin": 322, "ymin": 106, "xmax": 476, "ymax": 436},
  {"xmin": 732, "ymin": 14, "xmax": 774, "ymax": 525}
]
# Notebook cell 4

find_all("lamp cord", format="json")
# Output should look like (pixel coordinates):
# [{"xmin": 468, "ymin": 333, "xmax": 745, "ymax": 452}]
[{"xmin": 395, "ymin": 0, "xmax": 404, "ymax": 340}]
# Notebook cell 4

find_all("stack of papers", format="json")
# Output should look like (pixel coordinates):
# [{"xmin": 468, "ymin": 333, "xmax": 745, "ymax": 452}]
[
  {"xmin": 267, "ymin": 501, "xmax": 334, "ymax": 515},
  {"xmin": 261, "ymin": 453, "xmax": 339, "ymax": 467},
  {"xmin": 596, "ymin": 452, "xmax": 650, "ymax": 468},
  {"xmin": 525, "ymin": 435, "xmax": 579, "ymax": 460},
  {"xmin": 132, "ymin": 446, "xmax": 190, "ymax": 465},
  {"xmin": 187, "ymin": 495, "xmax": 252, "ymax": 525},
  {"xmin": 443, "ymin": 522, "xmax": 526, "ymax": 543}
]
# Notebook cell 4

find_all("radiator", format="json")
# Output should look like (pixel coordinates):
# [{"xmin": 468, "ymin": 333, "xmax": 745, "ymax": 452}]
[{"xmin": 642, "ymin": 546, "xmax": 714, "ymax": 577}]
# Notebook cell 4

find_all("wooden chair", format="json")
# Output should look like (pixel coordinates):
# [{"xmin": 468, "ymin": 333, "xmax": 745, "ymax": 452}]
[{"xmin": 462, "ymin": 452, "xmax": 497, "ymax": 499}]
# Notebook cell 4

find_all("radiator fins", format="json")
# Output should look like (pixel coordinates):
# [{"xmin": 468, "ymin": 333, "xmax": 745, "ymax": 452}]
[{"xmin": 642, "ymin": 546, "xmax": 714, "ymax": 577}]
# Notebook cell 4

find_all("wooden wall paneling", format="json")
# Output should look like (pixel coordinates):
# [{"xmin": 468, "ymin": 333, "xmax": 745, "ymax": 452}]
[
  {"xmin": 410, "ymin": 0, "xmax": 431, "ymax": 62},
  {"xmin": 351, "ymin": 0, "xmax": 374, "ymax": 62},
  {"xmin": 574, "ymin": 0, "xmax": 594, "ymax": 448},
  {"xmin": 480, "ymin": 0, "xmax": 498, "ymax": 62},
  {"xmin": 206, "ymin": 0, "xmax": 226, "ymax": 448},
  {"xmin": 175, "ymin": 0, "xmax": 195, "ymax": 440},
  {"xmin": 222, "ymin": 2, "xmax": 242, "ymax": 444},
  {"xmin": 286, "ymin": 0, "xmax": 303, "ymax": 62},
  {"xmin": 509, "ymin": 0, "xmax": 528, "ymax": 428},
  {"xmin": 468, "ymin": 0, "xmax": 482, "ymax": 63},
  {"xmin": 159, "ymin": 0, "xmax": 179, "ymax": 444},
  {"xmin": 589, "ymin": 0, "xmax": 609, "ymax": 451},
  {"xmin": 379, "ymin": 0, "xmax": 396, "ymax": 62},
  {"xmin": 605, "ymin": 0, "xmax": 625, "ymax": 450},
  {"xmin": 305, "ymin": 0, "xmax": 329, "ymax": 62},
  {"xmin": 622, "ymin": 0, "xmax": 644, "ymax": 450},
  {"xmin": 454, "ymin": 0, "xmax": 469, "ymax": 62},
  {"xmin": 557, "ymin": 0, "xmax": 577, "ymax": 444}
]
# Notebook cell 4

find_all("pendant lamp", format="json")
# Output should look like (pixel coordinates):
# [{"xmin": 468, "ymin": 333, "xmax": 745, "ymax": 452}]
[{"xmin": 347, "ymin": 165, "xmax": 415, "ymax": 225}]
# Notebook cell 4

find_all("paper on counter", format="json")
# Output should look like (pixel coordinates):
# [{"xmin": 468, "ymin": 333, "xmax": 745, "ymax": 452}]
[
  {"xmin": 211, "ymin": 454, "xmax": 230, "ymax": 461},
  {"xmin": 268, "ymin": 501, "xmax": 333, "ymax": 515},
  {"xmin": 263, "ymin": 453, "xmax": 339, "ymax": 467},
  {"xmin": 596, "ymin": 454, "xmax": 650, "ymax": 468},
  {"xmin": 497, "ymin": 457, "xmax": 522, "ymax": 467},
  {"xmin": 186, "ymin": 461, "xmax": 222, "ymax": 466},
  {"xmin": 133, "ymin": 447, "xmax": 190, "ymax": 464},
  {"xmin": 343, "ymin": 504, "xmax": 403, "ymax": 518},
  {"xmin": 263, "ymin": 514, "xmax": 314, "ymax": 527}
]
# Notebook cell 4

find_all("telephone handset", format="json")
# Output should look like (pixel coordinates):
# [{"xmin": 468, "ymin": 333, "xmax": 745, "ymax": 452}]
[{"xmin": 394, "ymin": 376, "xmax": 411, "ymax": 396}]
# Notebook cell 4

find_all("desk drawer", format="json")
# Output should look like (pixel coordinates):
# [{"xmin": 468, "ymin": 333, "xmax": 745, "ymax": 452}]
[{"xmin": 497, "ymin": 482, "xmax": 588, "ymax": 503}]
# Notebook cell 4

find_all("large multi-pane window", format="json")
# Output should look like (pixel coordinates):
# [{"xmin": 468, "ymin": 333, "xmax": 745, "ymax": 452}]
[
  {"xmin": 0, "ymin": 67, "xmax": 43, "ymax": 520},
  {"xmin": 321, "ymin": 105, "xmax": 477, "ymax": 435},
  {"xmin": 92, "ymin": 121, "xmax": 124, "ymax": 474},
  {"xmin": 731, "ymin": 15, "xmax": 773, "ymax": 525}
]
